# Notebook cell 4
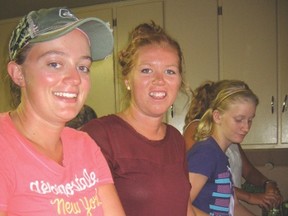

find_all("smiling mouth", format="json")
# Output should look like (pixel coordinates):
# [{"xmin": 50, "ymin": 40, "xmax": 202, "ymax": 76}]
[
  {"xmin": 53, "ymin": 92, "xmax": 77, "ymax": 98},
  {"xmin": 149, "ymin": 91, "xmax": 166, "ymax": 99}
]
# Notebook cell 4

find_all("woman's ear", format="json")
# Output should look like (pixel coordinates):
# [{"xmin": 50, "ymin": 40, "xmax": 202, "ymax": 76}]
[
  {"xmin": 212, "ymin": 109, "xmax": 222, "ymax": 124},
  {"xmin": 7, "ymin": 61, "xmax": 25, "ymax": 87}
]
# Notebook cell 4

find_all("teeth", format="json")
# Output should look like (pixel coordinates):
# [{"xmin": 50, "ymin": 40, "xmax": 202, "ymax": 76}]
[
  {"xmin": 149, "ymin": 92, "xmax": 166, "ymax": 98},
  {"xmin": 54, "ymin": 92, "xmax": 77, "ymax": 98}
]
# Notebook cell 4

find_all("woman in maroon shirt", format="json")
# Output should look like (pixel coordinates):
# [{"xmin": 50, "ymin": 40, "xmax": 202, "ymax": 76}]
[{"xmin": 82, "ymin": 22, "xmax": 194, "ymax": 216}]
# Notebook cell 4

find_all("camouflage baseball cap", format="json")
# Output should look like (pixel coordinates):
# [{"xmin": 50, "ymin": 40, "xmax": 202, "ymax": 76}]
[{"xmin": 9, "ymin": 7, "xmax": 114, "ymax": 61}]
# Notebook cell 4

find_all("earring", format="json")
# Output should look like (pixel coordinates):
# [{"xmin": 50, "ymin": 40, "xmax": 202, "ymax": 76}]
[
  {"xmin": 170, "ymin": 104, "xmax": 174, "ymax": 118},
  {"xmin": 125, "ymin": 80, "xmax": 130, "ymax": 91}
]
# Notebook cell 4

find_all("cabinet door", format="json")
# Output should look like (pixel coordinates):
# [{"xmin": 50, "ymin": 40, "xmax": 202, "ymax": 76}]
[
  {"xmin": 73, "ymin": 7, "xmax": 116, "ymax": 117},
  {"xmin": 220, "ymin": 0, "xmax": 277, "ymax": 145},
  {"xmin": 165, "ymin": 0, "xmax": 219, "ymax": 132},
  {"xmin": 115, "ymin": 1, "xmax": 164, "ymax": 111},
  {"xmin": 279, "ymin": 0, "xmax": 288, "ymax": 144}
]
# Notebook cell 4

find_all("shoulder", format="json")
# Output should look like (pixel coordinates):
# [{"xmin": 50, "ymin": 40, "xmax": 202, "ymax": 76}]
[
  {"xmin": 166, "ymin": 124, "xmax": 182, "ymax": 135},
  {"xmin": 0, "ymin": 112, "xmax": 8, "ymax": 120},
  {"xmin": 196, "ymin": 137, "xmax": 218, "ymax": 149},
  {"xmin": 187, "ymin": 137, "xmax": 219, "ymax": 158},
  {"xmin": 80, "ymin": 115, "xmax": 130, "ymax": 151},
  {"xmin": 81, "ymin": 115, "xmax": 118, "ymax": 137},
  {"xmin": 0, "ymin": 113, "xmax": 11, "ymax": 131},
  {"xmin": 82, "ymin": 114, "xmax": 122, "ymax": 130},
  {"xmin": 166, "ymin": 124, "xmax": 185, "ymax": 144},
  {"xmin": 186, "ymin": 138, "xmax": 218, "ymax": 176},
  {"xmin": 0, "ymin": 113, "xmax": 21, "ymax": 152}
]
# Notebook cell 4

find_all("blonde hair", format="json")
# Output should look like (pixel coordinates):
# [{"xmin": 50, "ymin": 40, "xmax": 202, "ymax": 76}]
[
  {"xmin": 184, "ymin": 79, "xmax": 252, "ymax": 129},
  {"xmin": 195, "ymin": 83, "xmax": 259, "ymax": 141}
]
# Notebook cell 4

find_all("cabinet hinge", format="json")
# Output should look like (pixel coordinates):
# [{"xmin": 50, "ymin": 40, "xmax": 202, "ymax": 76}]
[
  {"xmin": 112, "ymin": 18, "xmax": 117, "ymax": 27},
  {"xmin": 218, "ymin": 6, "xmax": 223, "ymax": 16}
]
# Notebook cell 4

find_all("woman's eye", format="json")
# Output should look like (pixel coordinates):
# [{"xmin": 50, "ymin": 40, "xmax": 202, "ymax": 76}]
[
  {"xmin": 235, "ymin": 118, "xmax": 243, "ymax": 123},
  {"xmin": 165, "ymin": 69, "xmax": 176, "ymax": 75},
  {"xmin": 48, "ymin": 62, "xmax": 61, "ymax": 69},
  {"xmin": 141, "ymin": 68, "xmax": 152, "ymax": 74},
  {"xmin": 78, "ymin": 65, "xmax": 90, "ymax": 73}
]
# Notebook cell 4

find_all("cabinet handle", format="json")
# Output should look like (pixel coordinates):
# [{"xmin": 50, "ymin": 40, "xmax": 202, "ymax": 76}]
[
  {"xmin": 271, "ymin": 96, "xmax": 274, "ymax": 114},
  {"xmin": 282, "ymin": 94, "xmax": 288, "ymax": 113}
]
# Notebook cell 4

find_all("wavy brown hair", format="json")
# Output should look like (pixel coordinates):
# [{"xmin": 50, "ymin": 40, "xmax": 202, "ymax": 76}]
[{"xmin": 184, "ymin": 80, "xmax": 216, "ymax": 128}]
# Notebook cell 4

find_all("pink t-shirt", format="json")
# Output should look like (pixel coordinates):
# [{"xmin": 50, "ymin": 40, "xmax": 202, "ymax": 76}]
[{"xmin": 0, "ymin": 113, "xmax": 113, "ymax": 216}]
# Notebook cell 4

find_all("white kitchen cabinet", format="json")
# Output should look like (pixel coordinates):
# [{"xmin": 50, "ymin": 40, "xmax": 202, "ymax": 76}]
[
  {"xmin": 164, "ymin": 0, "xmax": 219, "ymax": 132},
  {"xmin": 219, "ymin": 0, "xmax": 277, "ymax": 145},
  {"xmin": 279, "ymin": 0, "xmax": 288, "ymax": 145},
  {"xmin": 164, "ymin": 0, "xmax": 287, "ymax": 149},
  {"xmin": 220, "ymin": 0, "xmax": 288, "ymax": 148}
]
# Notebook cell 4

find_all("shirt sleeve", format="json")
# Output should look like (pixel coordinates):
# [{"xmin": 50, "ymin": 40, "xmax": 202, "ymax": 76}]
[
  {"xmin": 90, "ymin": 137, "xmax": 114, "ymax": 185},
  {"xmin": 81, "ymin": 119, "xmax": 114, "ymax": 171},
  {"xmin": 187, "ymin": 143, "xmax": 217, "ymax": 179}
]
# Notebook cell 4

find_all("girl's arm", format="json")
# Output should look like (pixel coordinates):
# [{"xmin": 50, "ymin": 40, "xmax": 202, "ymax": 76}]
[
  {"xmin": 187, "ymin": 197, "xmax": 196, "ymax": 216},
  {"xmin": 188, "ymin": 172, "xmax": 209, "ymax": 216}
]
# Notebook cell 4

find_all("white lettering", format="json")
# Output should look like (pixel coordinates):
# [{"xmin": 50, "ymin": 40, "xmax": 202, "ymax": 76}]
[{"xmin": 30, "ymin": 169, "xmax": 99, "ymax": 197}]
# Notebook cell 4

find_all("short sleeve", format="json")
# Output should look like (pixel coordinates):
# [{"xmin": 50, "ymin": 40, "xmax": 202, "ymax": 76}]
[
  {"xmin": 81, "ymin": 119, "xmax": 114, "ymax": 170},
  {"xmin": 187, "ymin": 143, "xmax": 217, "ymax": 178}
]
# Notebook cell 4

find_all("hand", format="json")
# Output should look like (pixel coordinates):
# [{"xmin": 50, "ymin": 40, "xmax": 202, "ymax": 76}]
[
  {"xmin": 248, "ymin": 191, "xmax": 282, "ymax": 210},
  {"xmin": 265, "ymin": 183, "xmax": 283, "ymax": 208}
]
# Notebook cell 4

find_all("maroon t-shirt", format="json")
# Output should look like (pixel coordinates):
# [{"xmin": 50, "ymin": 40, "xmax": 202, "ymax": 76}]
[{"xmin": 82, "ymin": 114, "xmax": 191, "ymax": 216}]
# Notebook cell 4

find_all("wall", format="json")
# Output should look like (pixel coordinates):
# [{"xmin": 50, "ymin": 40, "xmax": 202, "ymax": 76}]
[{"xmin": 0, "ymin": 18, "xmax": 19, "ymax": 112}]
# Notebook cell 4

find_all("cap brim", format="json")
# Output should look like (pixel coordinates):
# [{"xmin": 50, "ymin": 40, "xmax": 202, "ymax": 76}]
[{"xmin": 30, "ymin": 17, "xmax": 114, "ymax": 61}]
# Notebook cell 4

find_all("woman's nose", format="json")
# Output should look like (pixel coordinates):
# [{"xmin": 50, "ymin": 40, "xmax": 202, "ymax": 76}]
[
  {"xmin": 242, "ymin": 121, "xmax": 250, "ymax": 133},
  {"xmin": 152, "ymin": 72, "xmax": 165, "ymax": 85},
  {"xmin": 64, "ymin": 67, "xmax": 81, "ymax": 85}
]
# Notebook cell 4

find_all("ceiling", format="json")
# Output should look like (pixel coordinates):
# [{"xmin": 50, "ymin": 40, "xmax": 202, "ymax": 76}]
[{"xmin": 0, "ymin": 0, "xmax": 121, "ymax": 20}]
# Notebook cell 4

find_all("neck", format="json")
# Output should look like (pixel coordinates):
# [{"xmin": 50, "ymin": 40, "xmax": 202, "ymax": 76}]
[
  {"xmin": 118, "ymin": 107, "xmax": 166, "ymax": 141},
  {"xmin": 10, "ymin": 109, "xmax": 64, "ymax": 164},
  {"xmin": 211, "ymin": 133, "xmax": 231, "ymax": 152}
]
